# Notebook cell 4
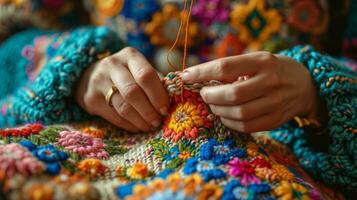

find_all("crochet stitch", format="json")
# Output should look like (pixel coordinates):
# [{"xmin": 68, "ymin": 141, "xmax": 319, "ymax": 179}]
[{"xmin": 0, "ymin": 69, "xmax": 348, "ymax": 199}]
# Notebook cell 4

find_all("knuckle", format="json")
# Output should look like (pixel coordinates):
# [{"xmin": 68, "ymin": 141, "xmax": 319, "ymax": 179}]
[
  {"xmin": 214, "ymin": 59, "xmax": 229, "ymax": 77},
  {"xmin": 259, "ymin": 52, "xmax": 276, "ymax": 64},
  {"xmin": 102, "ymin": 56, "xmax": 116, "ymax": 66},
  {"xmin": 226, "ymin": 87, "xmax": 241, "ymax": 103},
  {"xmin": 116, "ymin": 102, "xmax": 133, "ymax": 116},
  {"xmin": 236, "ymin": 107, "xmax": 249, "ymax": 120},
  {"xmin": 121, "ymin": 84, "xmax": 141, "ymax": 100},
  {"xmin": 122, "ymin": 46, "xmax": 138, "ymax": 56},
  {"xmin": 89, "ymin": 68, "xmax": 107, "ymax": 87},
  {"xmin": 136, "ymin": 68, "xmax": 156, "ymax": 85}
]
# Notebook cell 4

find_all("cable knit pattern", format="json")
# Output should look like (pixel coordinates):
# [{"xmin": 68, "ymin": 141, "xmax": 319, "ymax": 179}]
[{"xmin": 273, "ymin": 45, "xmax": 357, "ymax": 190}]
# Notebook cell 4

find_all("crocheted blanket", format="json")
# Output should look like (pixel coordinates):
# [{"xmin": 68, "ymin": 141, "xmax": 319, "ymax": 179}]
[{"xmin": 0, "ymin": 72, "xmax": 343, "ymax": 200}]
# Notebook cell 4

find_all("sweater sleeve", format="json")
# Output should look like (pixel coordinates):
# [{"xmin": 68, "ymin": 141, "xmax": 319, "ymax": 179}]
[
  {"xmin": 0, "ymin": 26, "xmax": 124, "ymax": 127},
  {"xmin": 271, "ymin": 45, "xmax": 357, "ymax": 191}
]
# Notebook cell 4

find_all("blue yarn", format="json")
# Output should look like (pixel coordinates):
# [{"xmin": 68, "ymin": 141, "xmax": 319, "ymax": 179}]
[
  {"xmin": 272, "ymin": 45, "xmax": 357, "ymax": 190},
  {"xmin": 121, "ymin": 0, "xmax": 160, "ymax": 22},
  {"xmin": 116, "ymin": 182, "xmax": 136, "ymax": 198}
]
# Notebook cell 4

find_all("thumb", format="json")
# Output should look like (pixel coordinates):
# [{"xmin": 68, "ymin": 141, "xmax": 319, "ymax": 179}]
[{"xmin": 181, "ymin": 54, "xmax": 261, "ymax": 83}]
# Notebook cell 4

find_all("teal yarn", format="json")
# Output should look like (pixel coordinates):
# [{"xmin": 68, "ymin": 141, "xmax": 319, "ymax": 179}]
[
  {"xmin": 0, "ymin": 27, "xmax": 124, "ymax": 127},
  {"xmin": 272, "ymin": 45, "xmax": 357, "ymax": 190},
  {"xmin": 0, "ymin": 29, "xmax": 48, "ymax": 97}
]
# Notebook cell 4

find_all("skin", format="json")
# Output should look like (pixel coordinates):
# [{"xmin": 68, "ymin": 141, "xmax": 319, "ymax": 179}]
[
  {"xmin": 75, "ymin": 47, "xmax": 169, "ymax": 132},
  {"xmin": 76, "ymin": 48, "xmax": 324, "ymax": 133},
  {"xmin": 181, "ymin": 52, "xmax": 325, "ymax": 133}
]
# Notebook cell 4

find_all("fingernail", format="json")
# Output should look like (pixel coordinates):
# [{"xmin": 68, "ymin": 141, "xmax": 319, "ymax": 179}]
[
  {"xmin": 160, "ymin": 107, "xmax": 168, "ymax": 115},
  {"xmin": 181, "ymin": 71, "xmax": 190, "ymax": 81},
  {"xmin": 151, "ymin": 120, "xmax": 161, "ymax": 128}
]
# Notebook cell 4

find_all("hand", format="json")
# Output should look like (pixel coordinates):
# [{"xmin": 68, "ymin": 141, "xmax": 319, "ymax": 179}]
[
  {"xmin": 181, "ymin": 52, "xmax": 323, "ymax": 133},
  {"xmin": 75, "ymin": 47, "xmax": 169, "ymax": 132}
]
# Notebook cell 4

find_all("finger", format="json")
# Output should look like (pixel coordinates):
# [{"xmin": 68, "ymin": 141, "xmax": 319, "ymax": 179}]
[
  {"xmin": 209, "ymin": 94, "xmax": 282, "ymax": 121},
  {"xmin": 220, "ymin": 110, "xmax": 284, "ymax": 133},
  {"xmin": 181, "ymin": 52, "xmax": 276, "ymax": 83},
  {"xmin": 200, "ymin": 73, "xmax": 273, "ymax": 106},
  {"xmin": 111, "ymin": 94, "xmax": 151, "ymax": 132},
  {"xmin": 109, "ymin": 62, "xmax": 161, "ymax": 128},
  {"xmin": 117, "ymin": 47, "xmax": 169, "ymax": 115},
  {"xmin": 96, "ymin": 101, "xmax": 139, "ymax": 132}
]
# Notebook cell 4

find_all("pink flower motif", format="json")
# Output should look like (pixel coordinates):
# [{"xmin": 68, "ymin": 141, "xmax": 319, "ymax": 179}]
[
  {"xmin": 57, "ymin": 131, "xmax": 109, "ymax": 159},
  {"xmin": 0, "ymin": 144, "xmax": 45, "ymax": 178},
  {"xmin": 192, "ymin": 0, "xmax": 230, "ymax": 26},
  {"xmin": 228, "ymin": 157, "xmax": 260, "ymax": 186}
]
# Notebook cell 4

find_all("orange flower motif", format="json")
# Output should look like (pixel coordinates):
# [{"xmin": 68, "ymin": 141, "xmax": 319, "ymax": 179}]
[
  {"xmin": 272, "ymin": 164, "xmax": 295, "ymax": 181},
  {"xmin": 126, "ymin": 162, "xmax": 149, "ymax": 180},
  {"xmin": 197, "ymin": 183, "xmax": 223, "ymax": 200},
  {"xmin": 163, "ymin": 92, "xmax": 213, "ymax": 142},
  {"xmin": 25, "ymin": 183, "xmax": 54, "ymax": 200},
  {"xmin": 287, "ymin": 0, "xmax": 328, "ymax": 35},
  {"xmin": 77, "ymin": 158, "xmax": 107, "ymax": 179},
  {"xmin": 273, "ymin": 181, "xmax": 309, "ymax": 200},
  {"xmin": 145, "ymin": 4, "xmax": 199, "ymax": 47},
  {"xmin": 125, "ymin": 173, "xmax": 222, "ymax": 200},
  {"xmin": 81, "ymin": 126, "xmax": 105, "ymax": 138},
  {"xmin": 255, "ymin": 167, "xmax": 281, "ymax": 182},
  {"xmin": 230, "ymin": 0, "xmax": 282, "ymax": 49}
]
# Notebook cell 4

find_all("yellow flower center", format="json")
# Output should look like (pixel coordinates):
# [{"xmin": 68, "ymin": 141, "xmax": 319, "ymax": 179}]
[
  {"xmin": 127, "ymin": 163, "xmax": 148, "ymax": 179},
  {"xmin": 179, "ymin": 151, "xmax": 191, "ymax": 160},
  {"xmin": 168, "ymin": 102, "xmax": 204, "ymax": 133}
]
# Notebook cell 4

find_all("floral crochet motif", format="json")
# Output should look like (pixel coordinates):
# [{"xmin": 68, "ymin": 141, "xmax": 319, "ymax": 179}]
[
  {"xmin": 20, "ymin": 140, "xmax": 68, "ymax": 174},
  {"xmin": 0, "ymin": 143, "xmax": 44, "ymax": 179},
  {"xmin": 57, "ymin": 130, "xmax": 109, "ymax": 159},
  {"xmin": 163, "ymin": 92, "xmax": 213, "ymax": 142},
  {"xmin": 192, "ymin": 0, "xmax": 230, "ymax": 26},
  {"xmin": 228, "ymin": 157, "xmax": 260, "ymax": 186},
  {"xmin": 77, "ymin": 158, "xmax": 107, "ymax": 179},
  {"xmin": 145, "ymin": 4, "xmax": 199, "ymax": 47},
  {"xmin": 230, "ymin": 0, "xmax": 282, "ymax": 48}
]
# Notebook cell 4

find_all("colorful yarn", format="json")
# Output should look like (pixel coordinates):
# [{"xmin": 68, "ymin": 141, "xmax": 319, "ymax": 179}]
[
  {"xmin": 0, "ymin": 69, "xmax": 349, "ymax": 199},
  {"xmin": 0, "ymin": 143, "xmax": 45, "ymax": 179},
  {"xmin": 57, "ymin": 130, "xmax": 109, "ymax": 159},
  {"xmin": 230, "ymin": 0, "xmax": 282, "ymax": 49},
  {"xmin": 0, "ymin": 123, "xmax": 43, "ymax": 137},
  {"xmin": 20, "ymin": 139, "xmax": 68, "ymax": 174}
]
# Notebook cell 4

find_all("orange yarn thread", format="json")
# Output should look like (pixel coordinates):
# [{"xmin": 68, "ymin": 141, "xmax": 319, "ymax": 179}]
[{"xmin": 166, "ymin": 0, "xmax": 195, "ymax": 101}]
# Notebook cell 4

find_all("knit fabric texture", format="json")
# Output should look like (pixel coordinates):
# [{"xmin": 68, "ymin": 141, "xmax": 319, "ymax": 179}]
[
  {"xmin": 0, "ymin": 71, "xmax": 346, "ymax": 200},
  {"xmin": 0, "ymin": 27, "xmax": 123, "ymax": 127}
]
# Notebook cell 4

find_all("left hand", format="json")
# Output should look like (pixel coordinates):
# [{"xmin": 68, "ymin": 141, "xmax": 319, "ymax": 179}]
[{"xmin": 181, "ymin": 52, "xmax": 323, "ymax": 133}]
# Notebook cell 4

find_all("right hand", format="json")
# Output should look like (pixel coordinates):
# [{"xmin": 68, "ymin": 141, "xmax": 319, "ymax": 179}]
[{"xmin": 75, "ymin": 47, "xmax": 169, "ymax": 132}]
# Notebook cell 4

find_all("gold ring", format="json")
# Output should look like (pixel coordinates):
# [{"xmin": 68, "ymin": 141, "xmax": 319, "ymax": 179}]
[{"xmin": 105, "ymin": 86, "xmax": 119, "ymax": 107}]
